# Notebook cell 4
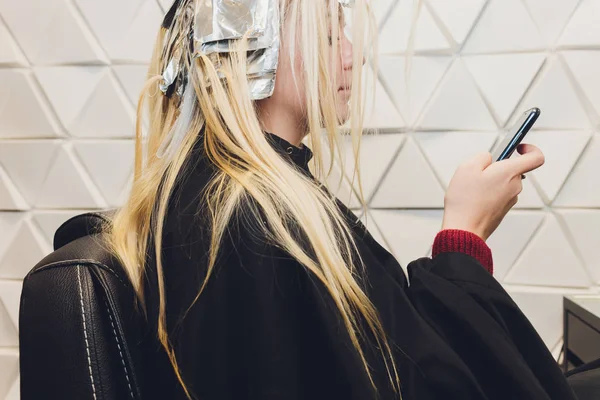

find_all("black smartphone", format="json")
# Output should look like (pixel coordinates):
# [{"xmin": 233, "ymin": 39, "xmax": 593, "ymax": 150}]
[{"xmin": 492, "ymin": 107, "xmax": 541, "ymax": 161}]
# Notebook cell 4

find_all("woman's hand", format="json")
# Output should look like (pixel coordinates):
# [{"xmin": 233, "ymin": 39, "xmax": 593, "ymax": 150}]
[{"xmin": 442, "ymin": 144, "xmax": 545, "ymax": 242}]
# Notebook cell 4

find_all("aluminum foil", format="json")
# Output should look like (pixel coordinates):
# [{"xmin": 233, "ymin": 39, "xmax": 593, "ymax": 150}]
[{"xmin": 161, "ymin": 0, "xmax": 353, "ymax": 100}]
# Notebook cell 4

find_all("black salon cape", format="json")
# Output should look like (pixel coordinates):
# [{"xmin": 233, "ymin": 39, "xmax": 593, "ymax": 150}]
[{"xmin": 140, "ymin": 134, "xmax": 576, "ymax": 400}]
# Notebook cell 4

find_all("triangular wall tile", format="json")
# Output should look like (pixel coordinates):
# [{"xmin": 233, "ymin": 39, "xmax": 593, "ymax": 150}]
[
  {"xmin": 463, "ymin": 53, "xmax": 546, "ymax": 126},
  {"xmin": 516, "ymin": 56, "xmax": 590, "ymax": 130},
  {"xmin": 557, "ymin": 210, "xmax": 600, "ymax": 284},
  {"xmin": 514, "ymin": 177, "xmax": 545, "ymax": 209},
  {"xmin": 370, "ymin": 209, "xmax": 443, "ymax": 269},
  {"xmin": 426, "ymin": 0, "xmax": 487, "ymax": 47},
  {"xmin": 363, "ymin": 67, "xmax": 406, "ymax": 130},
  {"xmin": 74, "ymin": 140, "xmax": 135, "ymax": 206},
  {"xmin": 0, "ymin": 0, "xmax": 57, "ymax": 61},
  {"xmin": 0, "ymin": 167, "xmax": 29, "ymax": 210},
  {"xmin": 76, "ymin": 0, "xmax": 164, "ymax": 62},
  {"xmin": 0, "ymin": 218, "xmax": 49, "ymax": 279},
  {"xmin": 462, "ymin": 0, "xmax": 545, "ymax": 54},
  {"xmin": 379, "ymin": 0, "xmax": 451, "ymax": 54},
  {"xmin": 36, "ymin": 67, "xmax": 135, "ymax": 137},
  {"xmin": 523, "ymin": 0, "xmax": 580, "ymax": 46},
  {"xmin": 5, "ymin": 376, "xmax": 19, "ymax": 400},
  {"xmin": 157, "ymin": 0, "xmax": 173, "ymax": 12},
  {"xmin": 359, "ymin": 211, "xmax": 393, "ymax": 255},
  {"xmin": 508, "ymin": 291, "xmax": 564, "ymax": 350},
  {"xmin": 35, "ymin": 66, "xmax": 103, "ymax": 132},
  {"xmin": 0, "ymin": 141, "xmax": 61, "ymax": 205},
  {"xmin": 0, "ymin": 213, "xmax": 23, "ymax": 263},
  {"xmin": 70, "ymin": 73, "xmax": 136, "ymax": 138},
  {"xmin": 0, "ymin": 70, "xmax": 61, "ymax": 138},
  {"xmin": 417, "ymin": 59, "xmax": 497, "ymax": 130},
  {"xmin": 0, "ymin": 349, "xmax": 18, "ymax": 400},
  {"xmin": 415, "ymin": 131, "xmax": 497, "ymax": 187},
  {"xmin": 0, "ymin": 19, "xmax": 27, "ymax": 66},
  {"xmin": 378, "ymin": 55, "xmax": 452, "ymax": 126},
  {"xmin": 554, "ymin": 134, "xmax": 600, "ymax": 207},
  {"xmin": 31, "ymin": 1, "xmax": 107, "ymax": 64},
  {"xmin": 504, "ymin": 214, "xmax": 592, "ymax": 287},
  {"xmin": 316, "ymin": 136, "xmax": 362, "ymax": 208},
  {"xmin": 559, "ymin": 0, "xmax": 600, "ymax": 48},
  {"xmin": 0, "ymin": 299, "xmax": 17, "ymax": 347},
  {"xmin": 0, "ymin": 281, "xmax": 22, "ymax": 335},
  {"xmin": 371, "ymin": 137, "xmax": 445, "ymax": 208},
  {"xmin": 113, "ymin": 65, "xmax": 149, "ymax": 106},
  {"xmin": 487, "ymin": 210, "xmax": 545, "ymax": 281},
  {"xmin": 525, "ymin": 131, "xmax": 591, "ymax": 202},
  {"xmin": 33, "ymin": 211, "xmax": 91, "ymax": 247},
  {"xmin": 563, "ymin": 51, "xmax": 600, "ymax": 121},
  {"xmin": 337, "ymin": 134, "xmax": 405, "ymax": 204},
  {"xmin": 36, "ymin": 145, "xmax": 106, "ymax": 209}
]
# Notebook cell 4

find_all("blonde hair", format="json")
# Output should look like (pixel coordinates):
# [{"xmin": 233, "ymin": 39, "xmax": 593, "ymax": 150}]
[{"xmin": 107, "ymin": 0, "xmax": 402, "ymax": 398}]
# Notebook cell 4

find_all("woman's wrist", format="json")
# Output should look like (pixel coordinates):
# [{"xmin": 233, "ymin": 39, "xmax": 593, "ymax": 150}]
[{"xmin": 432, "ymin": 229, "xmax": 494, "ymax": 274}]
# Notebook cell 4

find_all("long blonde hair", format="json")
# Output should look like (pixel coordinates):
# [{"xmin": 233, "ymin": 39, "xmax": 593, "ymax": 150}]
[{"xmin": 107, "ymin": 0, "xmax": 401, "ymax": 398}]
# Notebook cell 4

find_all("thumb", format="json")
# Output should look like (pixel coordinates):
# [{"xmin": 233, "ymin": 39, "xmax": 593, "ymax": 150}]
[{"xmin": 502, "ymin": 143, "xmax": 545, "ymax": 175}]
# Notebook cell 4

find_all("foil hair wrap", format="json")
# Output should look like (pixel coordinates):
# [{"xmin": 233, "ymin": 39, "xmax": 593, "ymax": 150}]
[{"xmin": 160, "ymin": 0, "xmax": 353, "ymax": 101}]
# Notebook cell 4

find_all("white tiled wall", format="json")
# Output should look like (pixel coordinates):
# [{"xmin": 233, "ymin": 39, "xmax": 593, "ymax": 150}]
[{"xmin": 1, "ymin": 0, "xmax": 600, "ymax": 397}]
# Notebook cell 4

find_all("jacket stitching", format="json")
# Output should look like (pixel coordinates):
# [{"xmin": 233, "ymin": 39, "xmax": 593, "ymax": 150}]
[
  {"xmin": 77, "ymin": 265, "xmax": 98, "ymax": 400},
  {"xmin": 103, "ymin": 298, "xmax": 135, "ymax": 399}
]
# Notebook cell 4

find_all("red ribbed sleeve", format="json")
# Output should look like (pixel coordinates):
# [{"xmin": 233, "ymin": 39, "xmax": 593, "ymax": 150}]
[{"xmin": 432, "ymin": 229, "xmax": 493, "ymax": 275}]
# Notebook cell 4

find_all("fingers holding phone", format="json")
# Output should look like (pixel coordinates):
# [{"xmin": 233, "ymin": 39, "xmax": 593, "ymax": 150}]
[{"xmin": 442, "ymin": 108, "xmax": 545, "ymax": 241}]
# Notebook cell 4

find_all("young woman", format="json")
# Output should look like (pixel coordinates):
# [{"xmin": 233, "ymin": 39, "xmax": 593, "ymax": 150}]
[{"xmin": 107, "ymin": 0, "xmax": 577, "ymax": 398}]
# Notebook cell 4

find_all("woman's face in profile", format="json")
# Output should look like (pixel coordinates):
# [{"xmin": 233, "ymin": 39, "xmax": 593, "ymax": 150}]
[{"xmin": 269, "ymin": 3, "xmax": 358, "ymax": 125}]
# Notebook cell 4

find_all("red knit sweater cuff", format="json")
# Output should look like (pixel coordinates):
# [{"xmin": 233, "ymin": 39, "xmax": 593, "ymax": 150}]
[{"xmin": 432, "ymin": 229, "xmax": 493, "ymax": 275}]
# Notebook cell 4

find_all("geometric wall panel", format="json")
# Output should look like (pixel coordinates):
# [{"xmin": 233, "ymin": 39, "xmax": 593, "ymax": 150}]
[
  {"xmin": 370, "ymin": 209, "xmax": 444, "ymax": 269},
  {"xmin": 378, "ymin": 55, "xmax": 452, "ymax": 125},
  {"xmin": 363, "ymin": 67, "xmax": 406, "ymax": 129},
  {"xmin": 509, "ymin": 290, "xmax": 564, "ymax": 350},
  {"xmin": 75, "ymin": 0, "xmax": 164, "ymax": 63},
  {"xmin": 418, "ymin": 59, "xmax": 497, "ymax": 130},
  {"xmin": 5, "ymin": 376, "xmax": 18, "ymax": 400},
  {"xmin": 33, "ymin": 210, "xmax": 90, "ymax": 247},
  {"xmin": 371, "ymin": 137, "xmax": 445, "ymax": 208},
  {"xmin": 563, "ymin": 51, "xmax": 600, "ymax": 121},
  {"xmin": 415, "ymin": 131, "xmax": 497, "ymax": 187},
  {"xmin": 0, "ymin": 70, "xmax": 61, "ymax": 138},
  {"xmin": 342, "ymin": 134, "xmax": 405, "ymax": 205},
  {"xmin": 523, "ymin": 0, "xmax": 580, "ymax": 46},
  {"xmin": 525, "ymin": 131, "xmax": 591, "ymax": 203},
  {"xmin": 0, "ymin": 349, "xmax": 18, "ymax": 400},
  {"xmin": 0, "ymin": 218, "xmax": 50, "ymax": 279},
  {"xmin": 554, "ymin": 134, "xmax": 600, "ymax": 207},
  {"xmin": 487, "ymin": 210, "xmax": 545, "ymax": 281},
  {"xmin": 462, "ymin": 0, "xmax": 544, "ymax": 54},
  {"xmin": 359, "ymin": 210, "xmax": 393, "ymax": 254},
  {"xmin": 514, "ymin": 177, "xmax": 545, "ymax": 209},
  {"xmin": 35, "ymin": 145, "xmax": 107, "ymax": 209},
  {"xmin": 0, "ymin": 19, "xmax": 26, "ymax": 66},
  {"xmin": 0, "ymin": 281, "xmax": 21, "ymax": 336},
  {"xmin": 74, "ymin": 140, "xmax": 135, "ymax": 206},
  {"xmin": 504, "ymin": 214, "xmax": 592, "ymax": 288},
  {"xmin": 517, "ymin": 55, "xmax": 590, "ymax": 130},
  {"xmin": 113, "ymin": 65, "xmax": 150, "ymax": 106},
  {"xmin": 379, "ymin": 0, "xmax": 451, "ymax": 54},
  {"xmin": 0, "ymin": 167, "xmax": 28, "ymax": 210},
  {"xmin": 426, "ymin": 0, "xmax": 487, "ymax": 47},
  {"xmin": 0, "ymin": 141, "xmax": 60, "ymax": 205},
  {"xmin": 463, "ymin": 53, "xmax": 546, "ymax": 126},
  {"xmin": 559, "ymin": 0, "xmax": 600, "ymax": 48},
  {"xmin": 35, "ymin": 67, "xmax": 135, "ymax": 138},
  {"xmin": 0, "ymin": 0, "xmax": 105, "ymax": 64},
  {"xmin": 557, "ymin": 210, "xmax": 600, "ymax": 285}
]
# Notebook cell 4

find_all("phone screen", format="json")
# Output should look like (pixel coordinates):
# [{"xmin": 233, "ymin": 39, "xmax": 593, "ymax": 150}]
[{"xmin": 492, "ymin": 108, "xmax": 540, "ymax": 161}]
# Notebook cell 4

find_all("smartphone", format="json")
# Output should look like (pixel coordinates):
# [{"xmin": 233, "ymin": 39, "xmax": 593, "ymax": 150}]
[{"xmin": 492, "ymin": 107, "xmax": 541, "ymax": 161}]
